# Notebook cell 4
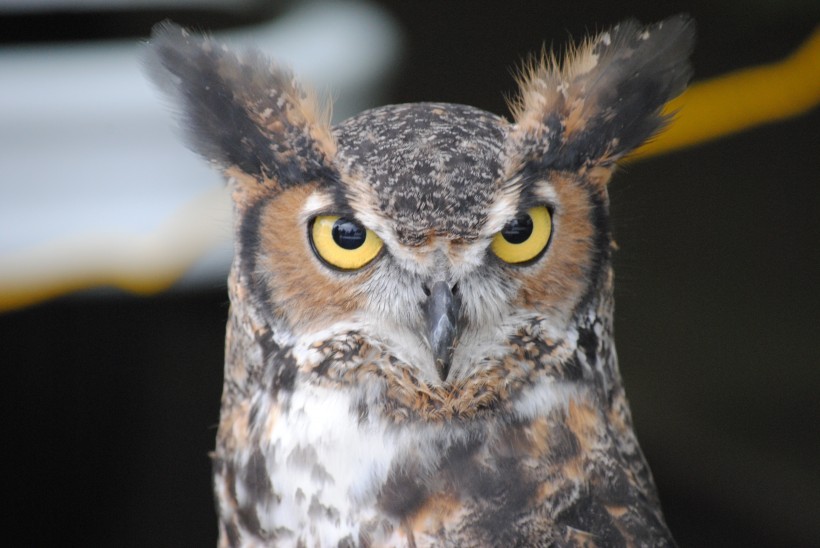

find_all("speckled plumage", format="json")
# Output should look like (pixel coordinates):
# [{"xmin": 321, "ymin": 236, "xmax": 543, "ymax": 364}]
[
  {"xmin": 147, "ymin": 15, "xmax": 694, "ymax": 547},
  {"xmin": 334, "ymin": 103, "xmax": 508, "ymax": 245}
]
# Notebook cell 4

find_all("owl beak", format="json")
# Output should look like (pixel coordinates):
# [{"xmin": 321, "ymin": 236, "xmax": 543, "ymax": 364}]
[{"xmin": 424, "ymin": 281, "xmax": 460, "ymax": 381}]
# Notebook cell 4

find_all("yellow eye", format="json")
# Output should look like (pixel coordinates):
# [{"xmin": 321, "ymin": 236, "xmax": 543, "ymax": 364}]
[
  {"xmin": 490, "ymin": 206, "xmax": 552, "ymax": 264},
  {"xmin": 310, "ymin": 215, "xmax": 383, "ymax": 270}
]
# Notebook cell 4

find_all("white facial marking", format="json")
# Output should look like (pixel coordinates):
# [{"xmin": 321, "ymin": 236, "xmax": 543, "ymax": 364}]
[
  {"xmin": 301, "ymin": 190, "xmax": 335, "ymax": 220},
  {"xmin": 482, "ymin": 178, "xmax": 524, "ymax": 236}
]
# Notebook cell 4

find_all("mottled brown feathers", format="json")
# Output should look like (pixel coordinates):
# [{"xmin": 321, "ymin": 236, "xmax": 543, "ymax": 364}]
[
  {"xmin": 510, "ymin": 15, "xmax": 695, "ymax": 179},
  {"xmin": 334, "ymin": 103, "xmax": 509, "ymax": 245},
  {"xmin": 146, "ymin": 22, "xmax": 336, "ymax": 191},
  {"xmin": 145, "ymin": 15, "xmax": 692, "ymax": 547},
  {"xmin": 257, "ymin": 184, "xmax": 368, "ymax": 331},
  {"xmin": 306, "ymin": 325, "xmax": 576, "ymax": 423},
  {"xmin": 511, "ymin": 173, "xmax": 602, "ymax": 317}
]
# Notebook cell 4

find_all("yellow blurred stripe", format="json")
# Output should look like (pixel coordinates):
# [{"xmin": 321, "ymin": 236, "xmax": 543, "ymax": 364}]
[{"xmin": 632, "ymin": 25, "xmax": 820, "ymax": 160}]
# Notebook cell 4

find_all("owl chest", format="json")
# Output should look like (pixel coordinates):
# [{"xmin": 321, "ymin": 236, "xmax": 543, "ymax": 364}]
[{"xmin": 220, "ymin": 383, "xmax": 408, "ymax": 546}]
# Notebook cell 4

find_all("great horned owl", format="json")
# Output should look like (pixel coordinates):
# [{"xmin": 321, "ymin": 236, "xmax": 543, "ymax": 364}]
[{"xmin": 148, "ymin": 15, "xmax": 694, "ymax": 547}]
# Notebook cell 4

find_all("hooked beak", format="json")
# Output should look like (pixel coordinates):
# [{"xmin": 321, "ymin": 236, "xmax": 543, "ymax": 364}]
[{"xmin": 424, "ymin": 281, "xmax": 460, "ymax": 381}]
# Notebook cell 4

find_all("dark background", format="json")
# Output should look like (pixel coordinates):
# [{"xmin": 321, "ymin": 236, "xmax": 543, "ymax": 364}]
[{"xmin": 2, "ymin": 1, "xmax": 818, "ymax": 545}]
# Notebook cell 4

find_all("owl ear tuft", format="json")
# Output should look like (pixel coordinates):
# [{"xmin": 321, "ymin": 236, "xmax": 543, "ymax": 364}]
[
  {"xmin": 144, "ymin": 22, "xmax": 336, "ymax": 193},
  {"xmin": 509, "ymin": 15, "xmax": 695, "ymax": 184}
]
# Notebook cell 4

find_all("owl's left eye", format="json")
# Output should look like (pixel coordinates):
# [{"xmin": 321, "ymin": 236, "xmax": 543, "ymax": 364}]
[
  {"xmin": 310, "ymin": 215, "xmax": 383, "ymax": 270},
  {"xmin": 491, "ymin": 206, "xmax": 552, "ymax": 264}
]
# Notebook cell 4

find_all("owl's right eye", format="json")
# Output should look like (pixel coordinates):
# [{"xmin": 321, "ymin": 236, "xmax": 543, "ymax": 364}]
[{"xmin": 309, "ymin": 215, "xmax": 383, "ymax": 270}]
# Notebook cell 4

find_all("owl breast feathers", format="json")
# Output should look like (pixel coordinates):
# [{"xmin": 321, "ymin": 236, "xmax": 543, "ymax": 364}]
[{"xmin": 147, "ymin": 15, "xmax": 694, "ymax": 547}]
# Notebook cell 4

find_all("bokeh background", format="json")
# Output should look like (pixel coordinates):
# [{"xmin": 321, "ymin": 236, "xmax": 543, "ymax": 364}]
[{"xmin": 1, "ymin": 1, "xmax": 818, "ymax": 546}]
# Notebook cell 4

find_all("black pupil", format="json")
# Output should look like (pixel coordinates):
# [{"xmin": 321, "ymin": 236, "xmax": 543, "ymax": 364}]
[
  {"xmin": 332, "ymin": 218, "xmax": 367, "ymax": 250},
  {"xmin": 501, "ymin": 214, "xmax": 534, "ymax": 244}
]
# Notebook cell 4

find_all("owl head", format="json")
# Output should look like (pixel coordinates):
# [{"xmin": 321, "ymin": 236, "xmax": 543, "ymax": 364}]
[{"xmin": 147, "ymin": 17, "xmax": 693, "ymax": 387}]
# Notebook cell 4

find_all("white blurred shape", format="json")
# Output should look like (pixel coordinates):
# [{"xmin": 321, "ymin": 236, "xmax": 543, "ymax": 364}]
[{"xmin": 0, "ymin": 1, "xmax": 401, "ymax": 305}]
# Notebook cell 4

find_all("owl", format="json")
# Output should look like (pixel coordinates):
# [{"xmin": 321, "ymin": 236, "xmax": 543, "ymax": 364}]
[{"xmin": 147, "ymin": 15, "xmax": 694, "ymax": 547}]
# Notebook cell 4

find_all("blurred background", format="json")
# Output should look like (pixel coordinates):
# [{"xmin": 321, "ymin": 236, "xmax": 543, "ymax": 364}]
[{"xmin": 1, "ymin": 0, "xmax": 818, "ymax": 545}]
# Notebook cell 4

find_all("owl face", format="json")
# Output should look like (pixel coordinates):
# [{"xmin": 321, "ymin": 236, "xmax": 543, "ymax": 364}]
[{"xmin": 241, "ymin": 100, "xmax": 607, "ymax": 383}]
